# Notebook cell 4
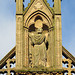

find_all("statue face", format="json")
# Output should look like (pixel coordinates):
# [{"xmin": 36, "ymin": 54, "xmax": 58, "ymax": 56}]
[{"xmin": 36, "ymin": 28, "xmax": 43, "ymax": 34}]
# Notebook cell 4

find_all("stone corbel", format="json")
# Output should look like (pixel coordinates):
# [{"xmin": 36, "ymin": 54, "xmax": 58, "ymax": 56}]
[
  {"xmin": 23, "ymin": 26, "xmax": 29, "ymax": 30},
  {"xmin": 49, "ymin": 26, "xmax": 54, "ymax": 31}
]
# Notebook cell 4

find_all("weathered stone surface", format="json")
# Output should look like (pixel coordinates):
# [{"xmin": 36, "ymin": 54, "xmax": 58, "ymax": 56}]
[
  {"xmin": 1, "ymin": 0, "xmax": 75, "ymax": 75},
  {"xmin": 16, "ymin": 0, "xmax": 62, "ymax": 71}
]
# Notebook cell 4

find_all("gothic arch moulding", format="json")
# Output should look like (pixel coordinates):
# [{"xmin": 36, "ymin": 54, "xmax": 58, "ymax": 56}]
[{"xmin": 24, "ymin": 10, "xmax": 53, "ymax": 29}]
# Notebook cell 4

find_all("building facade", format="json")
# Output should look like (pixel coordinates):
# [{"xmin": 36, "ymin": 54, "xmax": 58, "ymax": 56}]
[{"xmin": 0, "ymin": 0, "xmax": 75, "ymax": 75}]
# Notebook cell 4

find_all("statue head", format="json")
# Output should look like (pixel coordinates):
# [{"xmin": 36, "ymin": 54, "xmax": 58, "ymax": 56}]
[{"xmin": 36, "ymin": 28, "xmax": 43, "ymax": 34}]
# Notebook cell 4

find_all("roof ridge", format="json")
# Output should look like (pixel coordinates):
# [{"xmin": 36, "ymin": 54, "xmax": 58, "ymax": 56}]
[
  {"xmin": 0, "ymin": 46, "xmax": 16, "ymax": 69},
  {"xmin": 62, "ymin": 46, "xmax": 75, "ymax": 65}
]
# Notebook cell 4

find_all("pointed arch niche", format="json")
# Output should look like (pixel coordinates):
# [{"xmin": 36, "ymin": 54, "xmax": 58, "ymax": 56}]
[
  {"xmin": 24, "ymin": 10, "xmax": 53, "ymax": 28},
  {"xmin": 23, "ymin": 11, "xmax": 54, "ymax": 68}
]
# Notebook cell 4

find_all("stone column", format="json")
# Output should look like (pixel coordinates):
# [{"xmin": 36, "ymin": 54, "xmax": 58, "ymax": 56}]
[
  {"xmin": 47, "ymin": 28, "xmax": 54, "ymax": 68},
  {"xmin": 54, "ymin": 0, "xmax": 61, "ymax": 14},
  {"xmin": 16, "ymin": 0, "xmax": 23, "ymax": 14},
  {"xmin": 16, "ymin": 0, "xmax": 24, "ymax": 68},
  {"xmin": 24, "ymin": 28, "xmax": 29, "ymax": 67},
  {"xmin": 54, "ymin": 0, "xmax": 62, "ymax": 69},
  {"xmin": 54, "ymin": 15, "xmax": 62, "ymax": 69}
]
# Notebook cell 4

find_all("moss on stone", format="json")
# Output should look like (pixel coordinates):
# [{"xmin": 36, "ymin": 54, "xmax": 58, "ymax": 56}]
[{"xmin": 15, "ymin": 67, "xmax": 64, "ymax": 73}]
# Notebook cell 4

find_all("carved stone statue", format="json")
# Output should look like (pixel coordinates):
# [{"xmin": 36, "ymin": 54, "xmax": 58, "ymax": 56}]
[{"xmin": 29, "ymin": 28, "xmax": 49, "ymax": 67}]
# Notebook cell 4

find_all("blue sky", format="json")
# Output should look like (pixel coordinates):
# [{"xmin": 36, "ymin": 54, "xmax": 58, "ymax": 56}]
[{"xmin": 0, "ymin": 0, "xmax": 75, "ymax": 60}]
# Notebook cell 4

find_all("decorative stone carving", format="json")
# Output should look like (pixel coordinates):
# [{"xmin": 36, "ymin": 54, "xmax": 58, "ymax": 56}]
[
  {"xmin": 34, "ymin": 1, "xmax": 43, "ymax": 9},
  {"xmin": 29, "ymin": 28, "xmax": 49, "ymax": 67}
]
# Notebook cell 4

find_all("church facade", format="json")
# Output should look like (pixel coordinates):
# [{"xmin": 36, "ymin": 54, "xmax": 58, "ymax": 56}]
[{"xmin": 0, "ymin": 0, "xmax": 75, "ymax": 75}]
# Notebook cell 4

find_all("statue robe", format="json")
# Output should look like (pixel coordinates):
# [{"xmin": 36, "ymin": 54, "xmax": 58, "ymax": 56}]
[{"xmin": 29, "ymin": 32, "xmax": 47, "ymax": 67}]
